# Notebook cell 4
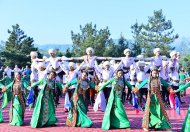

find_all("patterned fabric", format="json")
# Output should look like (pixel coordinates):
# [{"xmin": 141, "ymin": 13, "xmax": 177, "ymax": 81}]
[
  {"xmin": 142, "ymin": 78, "xmax": 171, "ymax": 129},
  {"xmin": 9, "ymin": 82, "xmax": 25, "ymax": 126},
  {"xmin": 114, "ymin": 79, "xmax": 124, "ymax": 98}
]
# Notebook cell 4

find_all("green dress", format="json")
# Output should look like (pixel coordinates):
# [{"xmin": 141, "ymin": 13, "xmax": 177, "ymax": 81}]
[
  {"xmin": 0, "ymin": 76, "xmax": 12, "ymax": 101},
  {"xmin": 179, "ymin": 73, "xmax": 188, "ymax": 92},
  {"xmin": 21, "ymin": 76, "xmax": 30, "ymax": 96},
  {"xmin": 65, "ymin": 78, "xmax": 94, "ymax": 128},
  {"xmin": 138, "ymin": 77, "xmax": 171, "ymax": 130},
  {"xmin": 0, "ymin": 81, "xmax": 26, "ymax": 126},
  {"xmin": 177, "ymin": 82, "xmax": 190, "ymax": 132},
  {"xmin": 99, "ymin": 77, "xmax": 133, "ymax": 130},
  {"xmin": 30, "ymin": 79, "xmax": 64, "ymax": 128}
]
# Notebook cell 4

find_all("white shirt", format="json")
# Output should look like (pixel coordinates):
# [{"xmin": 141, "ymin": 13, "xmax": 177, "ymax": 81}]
[
  {"xmin": 4, "ymin": 67, "xmax": 12, "ymax": 78},
  {"xmin": 13, "ymin": 67, "xmax": 21, "ymax": 73},
  {"xmin": 129, "ymin": 70, "xmax": 137, "ymax": 86},
  {"xmin": 102, "ymin": 68, "xmax": 114, "ymax": 81},
  {"xmin": 83, "ymin": 55, "xmax": 96, "ymax": 68},
  {"xmin": 136, "ymin": 71, "xmax": 149, "ymax": 88},
  {"xmin": 30, "ymin": 58, "xmax": 39, "ymax": 81},
  {"xmin": 152, "ymin": 56, "xmax": 167, "ymax": 67},
  {"xmin": 169, "ymin": 71, "xmax": 179, "ymax": 86},
  {"xmin": 160, "ymin": 67, "xmax": 169, "ymax": 80},
  {"xmin": 121, "ymin": 57, "xmax": 135, "ymax": 68}
]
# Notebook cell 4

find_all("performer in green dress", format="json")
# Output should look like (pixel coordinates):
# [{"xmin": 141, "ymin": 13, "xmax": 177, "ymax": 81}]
[
  {"xmin": 0, "ymin": 72, "xmax": 26, "ymax": 126},
  {"xmin": 63, "ymin": 70, "xmax": 95, "ymax": 128},
  {"xmin": 30, "ymin": 71, "xmax": 64, "ymax": 128},
  {"xmin": 175, "ymin": 79, "xmax": 190, "ymax": 132},
  {"xmin": 98, "ymin": 69, "xmax": 134, "ymax": 130},
  {"xmin": 135, "ymin": 66, "xmax": 174, "ymax": 131},
  {"xmin": 179, "ymin": 68, "xmax": 188, "ymax": 95}
]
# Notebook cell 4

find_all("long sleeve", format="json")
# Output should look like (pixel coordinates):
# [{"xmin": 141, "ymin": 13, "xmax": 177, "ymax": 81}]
[
  {"xmin": 138, "ymin": 79, "xmax": 148, "ymax": 89},
  {"xmin": 0, "ymin": 78, "xmax": 5, "ymax": 83},
  {"xmin": 31, "ymin": 79, "xmax": 45, "ymax": 88},
  {"xmin": 99, "ymin": 78, "xmax": 114, "ymax": 91},
  {"xmin": 75, "ymin": 62, "xmax": 85, "ymax": 72},
  {"xmin": 66, "ymin": 78, "xmax": 78, "ymax": 87},
  {"xmin": 6, "ymin": 81, "xmax": 14, "ymax": 89},
  {"xmin": 125, "ymin": 81, "xmax": 134, "ymax": 90},
  {"xmin": 177, "ymin": 82, "xmax": 190, "ymax": 92},
  {"xmin": 160, "ymin": 78, "xmax": 170, "ymax": 89},
  {"xmin": 56, "ymin": 82, "xmax": 65, "ymax": 90}
]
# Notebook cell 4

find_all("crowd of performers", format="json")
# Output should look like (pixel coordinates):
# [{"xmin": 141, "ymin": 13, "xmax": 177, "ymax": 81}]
[{"xmin": 0, "ymin": 47, "xmax": 189, "ymax": 131}]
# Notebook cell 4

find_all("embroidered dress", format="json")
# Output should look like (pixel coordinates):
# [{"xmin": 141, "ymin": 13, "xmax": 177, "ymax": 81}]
[
  {"xmin": 65, "ymin": 78, "xmax": 94, "ymax": 128},
  {"xmin": 30, "ymin": 79, "xmax": 63, "ymax": 128},
  {"xmin": 177, "ymin": 83, "xmax": 190, "ymax": 131},
  {"xmin": 0, "ymin": 81, "xmax": 26, "ymax": 126},
  {"xmin": 99, "ymin": 78, "xmax": 134, "ymax": 130},
  {"xmin": 138, "ymin": 78, "xmax": 171, "ymax": 130}
]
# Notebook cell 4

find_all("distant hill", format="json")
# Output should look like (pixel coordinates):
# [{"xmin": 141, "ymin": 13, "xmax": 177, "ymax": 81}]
[
  {"xmin": 34, "ymin": 44, "xmax": 72, "ymax": 56},
  {"xmin": 34, "ymin": 44, "xmax": 72, "ymax": 52},
  {"xmin": 170, "ymin": 37, "xmax": 190, "ymax": 54}
]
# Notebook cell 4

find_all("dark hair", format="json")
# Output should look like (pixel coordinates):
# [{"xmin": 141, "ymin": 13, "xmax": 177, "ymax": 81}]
[
  {"xmin": 14, "ymin": 72, "xmax": 22, "ymax": 77},
  {"xmin": 117, "ymin": 69, "xmax": 123, "ymax": 73},
  {"xmin": 81, "ymin": 70, "xmax": 88, "ymax": 76},
  {"xmin": 49, "ymin": 71, "xmax": 57, "ymax": 76}
]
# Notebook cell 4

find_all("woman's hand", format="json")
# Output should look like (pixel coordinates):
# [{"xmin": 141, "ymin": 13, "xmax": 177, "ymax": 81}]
[
  {"xmin": 132, "ymin": 87, "xmax": 138, "ymax": 93},
  {"xmin": 1, "ymin": 87, "xmax": 8, "ymax": 92},
  {"xmin": 95, "ymin": 86, "xmax": 100, "ymax": 92},
  {"xmin": 173, "ymin": 90, "xmax": 178, "ymax": 93},
  {"xmin": 169, "ymin": 87, "xmax": 175, "ymax": 94},
  {"xmin": 62, "ymin": 86, "xmax": 69, "ymax": 93}
]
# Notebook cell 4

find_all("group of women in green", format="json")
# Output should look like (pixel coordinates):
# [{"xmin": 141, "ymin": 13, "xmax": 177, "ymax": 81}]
[{"xmin": 0, "ymin": 67, "xmax": 189, "ymax": 132}]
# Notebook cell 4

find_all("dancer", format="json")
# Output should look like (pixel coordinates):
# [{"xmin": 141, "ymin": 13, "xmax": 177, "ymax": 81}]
[
  {"xmin": 30, "ymin": 71, "xmax": 64, "ymax": 128},
  {"xmin": 135, "ymin": 66, "xmax": 173, "ymax": 131},
  {"xmin": 0, "ymin": 72, "xmax": 27, "ymax": 126},
  {"xmin": 99, "ymin": 69, "xmax": 134, "ymax": 130},
  {"xmin": 174, "ymin": 79, "xmax": 190, "ymax": 131},
  {"xmin": 63, "ymin": 70, "xmax": 95, "ymax": 128}
]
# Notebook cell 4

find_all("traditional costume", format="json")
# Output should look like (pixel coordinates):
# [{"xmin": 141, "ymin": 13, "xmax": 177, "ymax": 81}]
[
  {"xmin": 63, "ymin": 78, "xmax": 95, "ymax": 128},
  {"xmin": 30, "ymin": 78, "xmax": 63, "ymax": 128},
  {"xmin": 99, "ymin": 76, "xmax": 134, "ymax": 130}
]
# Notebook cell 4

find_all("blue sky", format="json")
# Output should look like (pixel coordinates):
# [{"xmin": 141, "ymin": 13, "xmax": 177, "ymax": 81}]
[{"xmin": 0, "ymin": 0, "xmax": 190, "ymax": 44}]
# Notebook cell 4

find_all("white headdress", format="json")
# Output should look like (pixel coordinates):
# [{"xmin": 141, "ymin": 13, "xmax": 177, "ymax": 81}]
[
  {"xmin": 103, "ymin": 61, "xmax": 110, "ymax": 67},
  {"xmin": 170, "ymin": 50, "xmax": 177, "ymax": 57},
  {"xmin": 162, "ymin": 61, "xmax": 169, "ymax": 67},
  {"xmin": 48, "ymin": 49, "xmax": 56, "ymax": 54},
  {"xmin": 68, "ymin": 62, "xmax": 76, "ymax": 68},
  {"xmin": 86, "ymin": 47, "xmax": 94, "ymax": 54},
  {"xmin": 153, "ymin": 48, "xmax": 160, "ymax": 54},
  {"xmin": 38, "ymin": 62, "xmax": 45, "ymax": 68},
  {"xmin": 43, "ymin": 56, "xmax": 48, "ymax": 60},
  {"xmin": 123, "ymin": 49, "xmax": 131, "ymax": 55},
  {"xmin": 110, "ymin": 60, "xmax": 115, "ymax": 65},
  {"xmin": 136, "ymin": 54, "xmax": 144, "ymax": 61},
  {"xmin": 137, "ymin": 61, "xmax": 145, "ymax": 67},
  {"xmin": 30, "ymin": 51, "xmax": 38, "ymax": 57}
]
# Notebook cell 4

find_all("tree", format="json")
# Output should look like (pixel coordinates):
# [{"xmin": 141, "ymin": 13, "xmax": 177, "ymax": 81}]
[
  {"xmin": 71, "ymin": 23, "xmax": 115, "ymax": 57},
  {"xmin": 134, "ymin": 10, "xmax": 179, "ymax": 57},
  {"xmin": 55, "ymin": 49, "xmax": 64, "ymax": 57},
  {"xmin": 1, "ymin": 24, "xmax": 41, "ymax": 68},
  {"xmin": 63, "ymin": 48, "xmax": 72, "ymax": 58},
  {"xmin": 113, "ymin": 33, "xmax": 129, "ymax": 57},
  {"xmin": 179, "ymin": 54, "xmax": 190, "ymax": 73},
  {"xmin": 131, "ymin": 21, "xmax": 142, "ymax": 56},
  {"xmin": 0, "ymin": 41, "xmax": 5, "ymax": 66}
]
